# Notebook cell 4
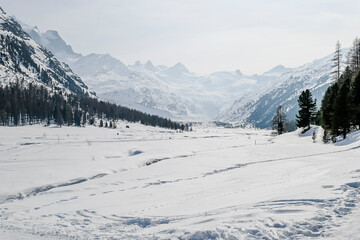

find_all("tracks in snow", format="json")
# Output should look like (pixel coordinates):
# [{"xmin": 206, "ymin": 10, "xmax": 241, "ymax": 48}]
[
  {"xmin": 1, "ymin": 173, "xmax": 108, "ymax": 204},
  {"xmin": 3, "ymin": 143, "xmax": 359, "ymax": 205},
  {"xmin": 143, "ymin": 144, "xmax": 360, "ymax": 188}
]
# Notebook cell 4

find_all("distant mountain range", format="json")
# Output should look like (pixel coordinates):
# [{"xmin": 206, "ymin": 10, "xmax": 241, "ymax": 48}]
[
  {"xmin": 13, "ymin": 13, "xmax": 340, "ymax": 128},
  {"xmin": 17, "ymin": 18, "xmax": 293, "ymax": 121}
]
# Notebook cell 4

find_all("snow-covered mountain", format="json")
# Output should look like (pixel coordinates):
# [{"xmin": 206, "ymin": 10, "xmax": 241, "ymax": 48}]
[
  {"xmin": 262, "ymin": 64, "xmax": 293, "ymax": 77},
  {"xmin": 16, "ymin": 17, "xmax": 338, "ymax": 125},
  {"xmin": 18, "ymin": 20, "xmax": 283, "ymax": 120},
  {"xmin": 218, "ymin": 52, "xmax": 342, "ymax": 128},
  {"xmin": 0, "ymin": 8, "xmax": 91, "ymax": 97},
  {"xmin": 14, "ymin": 16, "xmax": 82, "ymax": 64}
]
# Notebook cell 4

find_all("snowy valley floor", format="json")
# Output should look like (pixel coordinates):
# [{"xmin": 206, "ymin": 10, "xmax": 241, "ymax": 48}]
[{"xmin": 0, "ymin": 124, "xmax": 360, "ymax": 239}]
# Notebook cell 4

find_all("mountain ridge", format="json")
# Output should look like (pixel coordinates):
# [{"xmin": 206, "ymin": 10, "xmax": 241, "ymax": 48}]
[
  {"xmin": 17, "ymin": 21, "xmax": 269, "ymax": 120},
  {"xmin": 218, "ymin": 51, "xmax": 342, "ymax": 128},
  {"xmin": 0, "ymin": 9, "xmax": 92, "ymax": 98},
  {"xmin": 15, "ymin": 16, "xmax": 338, "ymax": 126}
]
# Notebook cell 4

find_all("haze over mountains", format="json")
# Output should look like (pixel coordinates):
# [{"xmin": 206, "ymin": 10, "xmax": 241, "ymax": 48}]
[{"xmin": 16, "ymin": 16, "xmax": 341, "ymax": 127}]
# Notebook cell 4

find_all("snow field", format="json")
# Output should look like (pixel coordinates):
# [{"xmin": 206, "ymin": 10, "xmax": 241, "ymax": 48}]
[{"xmin": 0, "ymin": 124, "xmax": 360, "ymax": 239}]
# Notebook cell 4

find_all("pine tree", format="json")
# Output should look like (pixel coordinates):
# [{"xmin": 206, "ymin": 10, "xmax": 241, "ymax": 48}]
[
  {"xmin": 82, "ymin": 112, "xmax": 87, "ymax": 126},
  {"xmin": 332, "ymin": 73, "xmax": 351, "ymax": 139},
  {"xmin": 314, "ymin": 110, "xmax": 321, "ymax": 126},
  {"xmin": 272, "ymin": 105, "xmax": 287, "ymax": 135},
  {"xmin": 332, "ymin": 41, "xmax": 342, "ymax": 81},
  {"xmin": 54, "ymin": 104, "xmax": 63, "ymax": 127},
  {"xmin": 349, "ymin": 69, "xmax": 360, "ymax": 129},
  {"xmin": 350, "ymin": 37, "xmax": 360, "ymax": 70},
  {"xmin": 296, "ymin": 89, "xmax": 317, "ymax": 131},
  {"xmin": 321, "ymin": 82, "xmax": 339, "ymax": 130},
  {"xmin": 74, "ymin": 110, "xmax": 81, "ymax": 126}
]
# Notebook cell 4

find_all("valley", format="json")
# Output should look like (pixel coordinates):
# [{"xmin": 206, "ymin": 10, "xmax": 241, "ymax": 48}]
[{"xmin": 1, "ymin": 124, "xmax": 360, "ymax": 239}]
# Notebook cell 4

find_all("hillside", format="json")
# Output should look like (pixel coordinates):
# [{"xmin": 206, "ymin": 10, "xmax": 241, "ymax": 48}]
[
  {"xmin": 218, "ymin": 51, "xmax": 343, "ymax": 128},
  {"xmin": 0, "ymin": 9, "xmax": 183, "ymax": 130},
  {"xmin": 0, "ymin": 7, "xmax": 91, "ymax": 97}
]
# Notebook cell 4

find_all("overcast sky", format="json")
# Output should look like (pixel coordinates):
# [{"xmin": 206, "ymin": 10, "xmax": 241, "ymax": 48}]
[{"xmin": 0, "ymin": 0, "xmax": 359, "ymax": 75}]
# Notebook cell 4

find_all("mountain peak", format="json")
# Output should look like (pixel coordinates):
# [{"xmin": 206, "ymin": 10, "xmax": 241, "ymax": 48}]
[
  {"xmin": 43, "ymin": 30, "xmax": 61, "ymax": 40},
  {"xmin": 0, "ymin": 7, "xmax": 5, "ymax": 15},
  {"xmin": 145, "ymin": 60, "xmax": 158, "ymax": 71},
  {"xmin": 162, "ymin": 62, "xmax": 190, "ymax": 77},
  {"xmin": 172, "ymin": 62, "xmax": 189, "ymax": 72},
  {"xmin": 263, "ymin": 64, "xmax": 292, "ymax": 76},
  {"xmin": 18, "ymin": 20, "xmax": 83, "ymax": 63},
  {"xmin": 235, "ymin": 69, "xmax": 243, "ymax": 76},
  {"xmin": 33, "ymin": 26, "xmax": 40, "ymax": 33},
  {"xmin": 146, "ymin": 60, "xmax": 154, "ymax": 66}
]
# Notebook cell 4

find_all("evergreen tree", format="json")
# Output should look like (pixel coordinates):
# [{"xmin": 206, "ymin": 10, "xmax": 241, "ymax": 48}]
[
  {"xmin": 74, "ymin": 109, "xmax": 81, "ymax": 126},
  {"xmin": 272, "ymin": 105, "xmax": 287, "ymax": 135},
  {"xmin": 350, "ymin": 37, "xmax": 360, "ymax": 70},
  {"xmin": 332, "ymin": 74, "xmax": 351, "ymax": 139},
  {"xmin": 331, "ymin": 67, "xmax": 352, "ymax": 139},
  {"xmin": 314, "ymin": 110, "xmax": 321, "ymax": 126},
  {"xmin": 54, "ymin": 104, "xmax": 63, "ymax": 127},
  {"xmin": 332, "ymin": 41, "xmax": 342, "ymax": 81},
  {"xmin": 321, "ymin": 82, "xmax": 339, "ymax": 130},
  {"xmin": 349, "ymin": 69, "xmax": 360, "ymax": 129},
  {"xmin": 296, "ymin": 89, "xmax": 317, "ymax": 130},
  {"xmin": 82, "ymin": 112, "xmax": 87, "ymax": 126}
]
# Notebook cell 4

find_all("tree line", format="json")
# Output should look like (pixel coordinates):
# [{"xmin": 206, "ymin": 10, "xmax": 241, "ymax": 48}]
[
  {"xmin": 272, "ymin": 89, "xmax": 318, "ymax": 135},
  {"xmin": 320, "ymin": 38, "xmax": 360, "ymax": 141},
  {"xmin": 272, "ymin": 37, "xmax": 360, "ymax": 140},
  {"xmin": 0, "ymin": 81, "xmax": 186, "ymax": 130}
]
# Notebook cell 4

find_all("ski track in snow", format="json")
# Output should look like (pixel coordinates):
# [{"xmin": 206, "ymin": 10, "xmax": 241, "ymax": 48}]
[
  {"xmin": 1, "ymin": 142, "xmax": 250, "ymax": 204},
  {"xmin": 0, "ymin": 125, "xmax": 360, "ymax": 239}
]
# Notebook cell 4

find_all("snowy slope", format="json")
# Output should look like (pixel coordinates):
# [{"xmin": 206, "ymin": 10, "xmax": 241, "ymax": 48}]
[
  {"xmin": 218, "ymin": 51, "xmax": 345, "ymax": 128},
  {"xmin": 0, "ymin": 124, "xmax": 360, "ymax": 239},
  {"xmin": 17, "ymin": 20, "xmax": 281, "ymax": 120},
  {"xmin": 17, "ymin": 17, "xmax": 340, "ymax": 124},
  {"xmin": 0, "ymin": 8, "xmax": 92, "ymax": 97}
]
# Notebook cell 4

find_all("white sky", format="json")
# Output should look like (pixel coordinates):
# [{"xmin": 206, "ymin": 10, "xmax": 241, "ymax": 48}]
[{"xmin": 0, "ymin": 0, "xmax": 359, "ymax": 75}]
